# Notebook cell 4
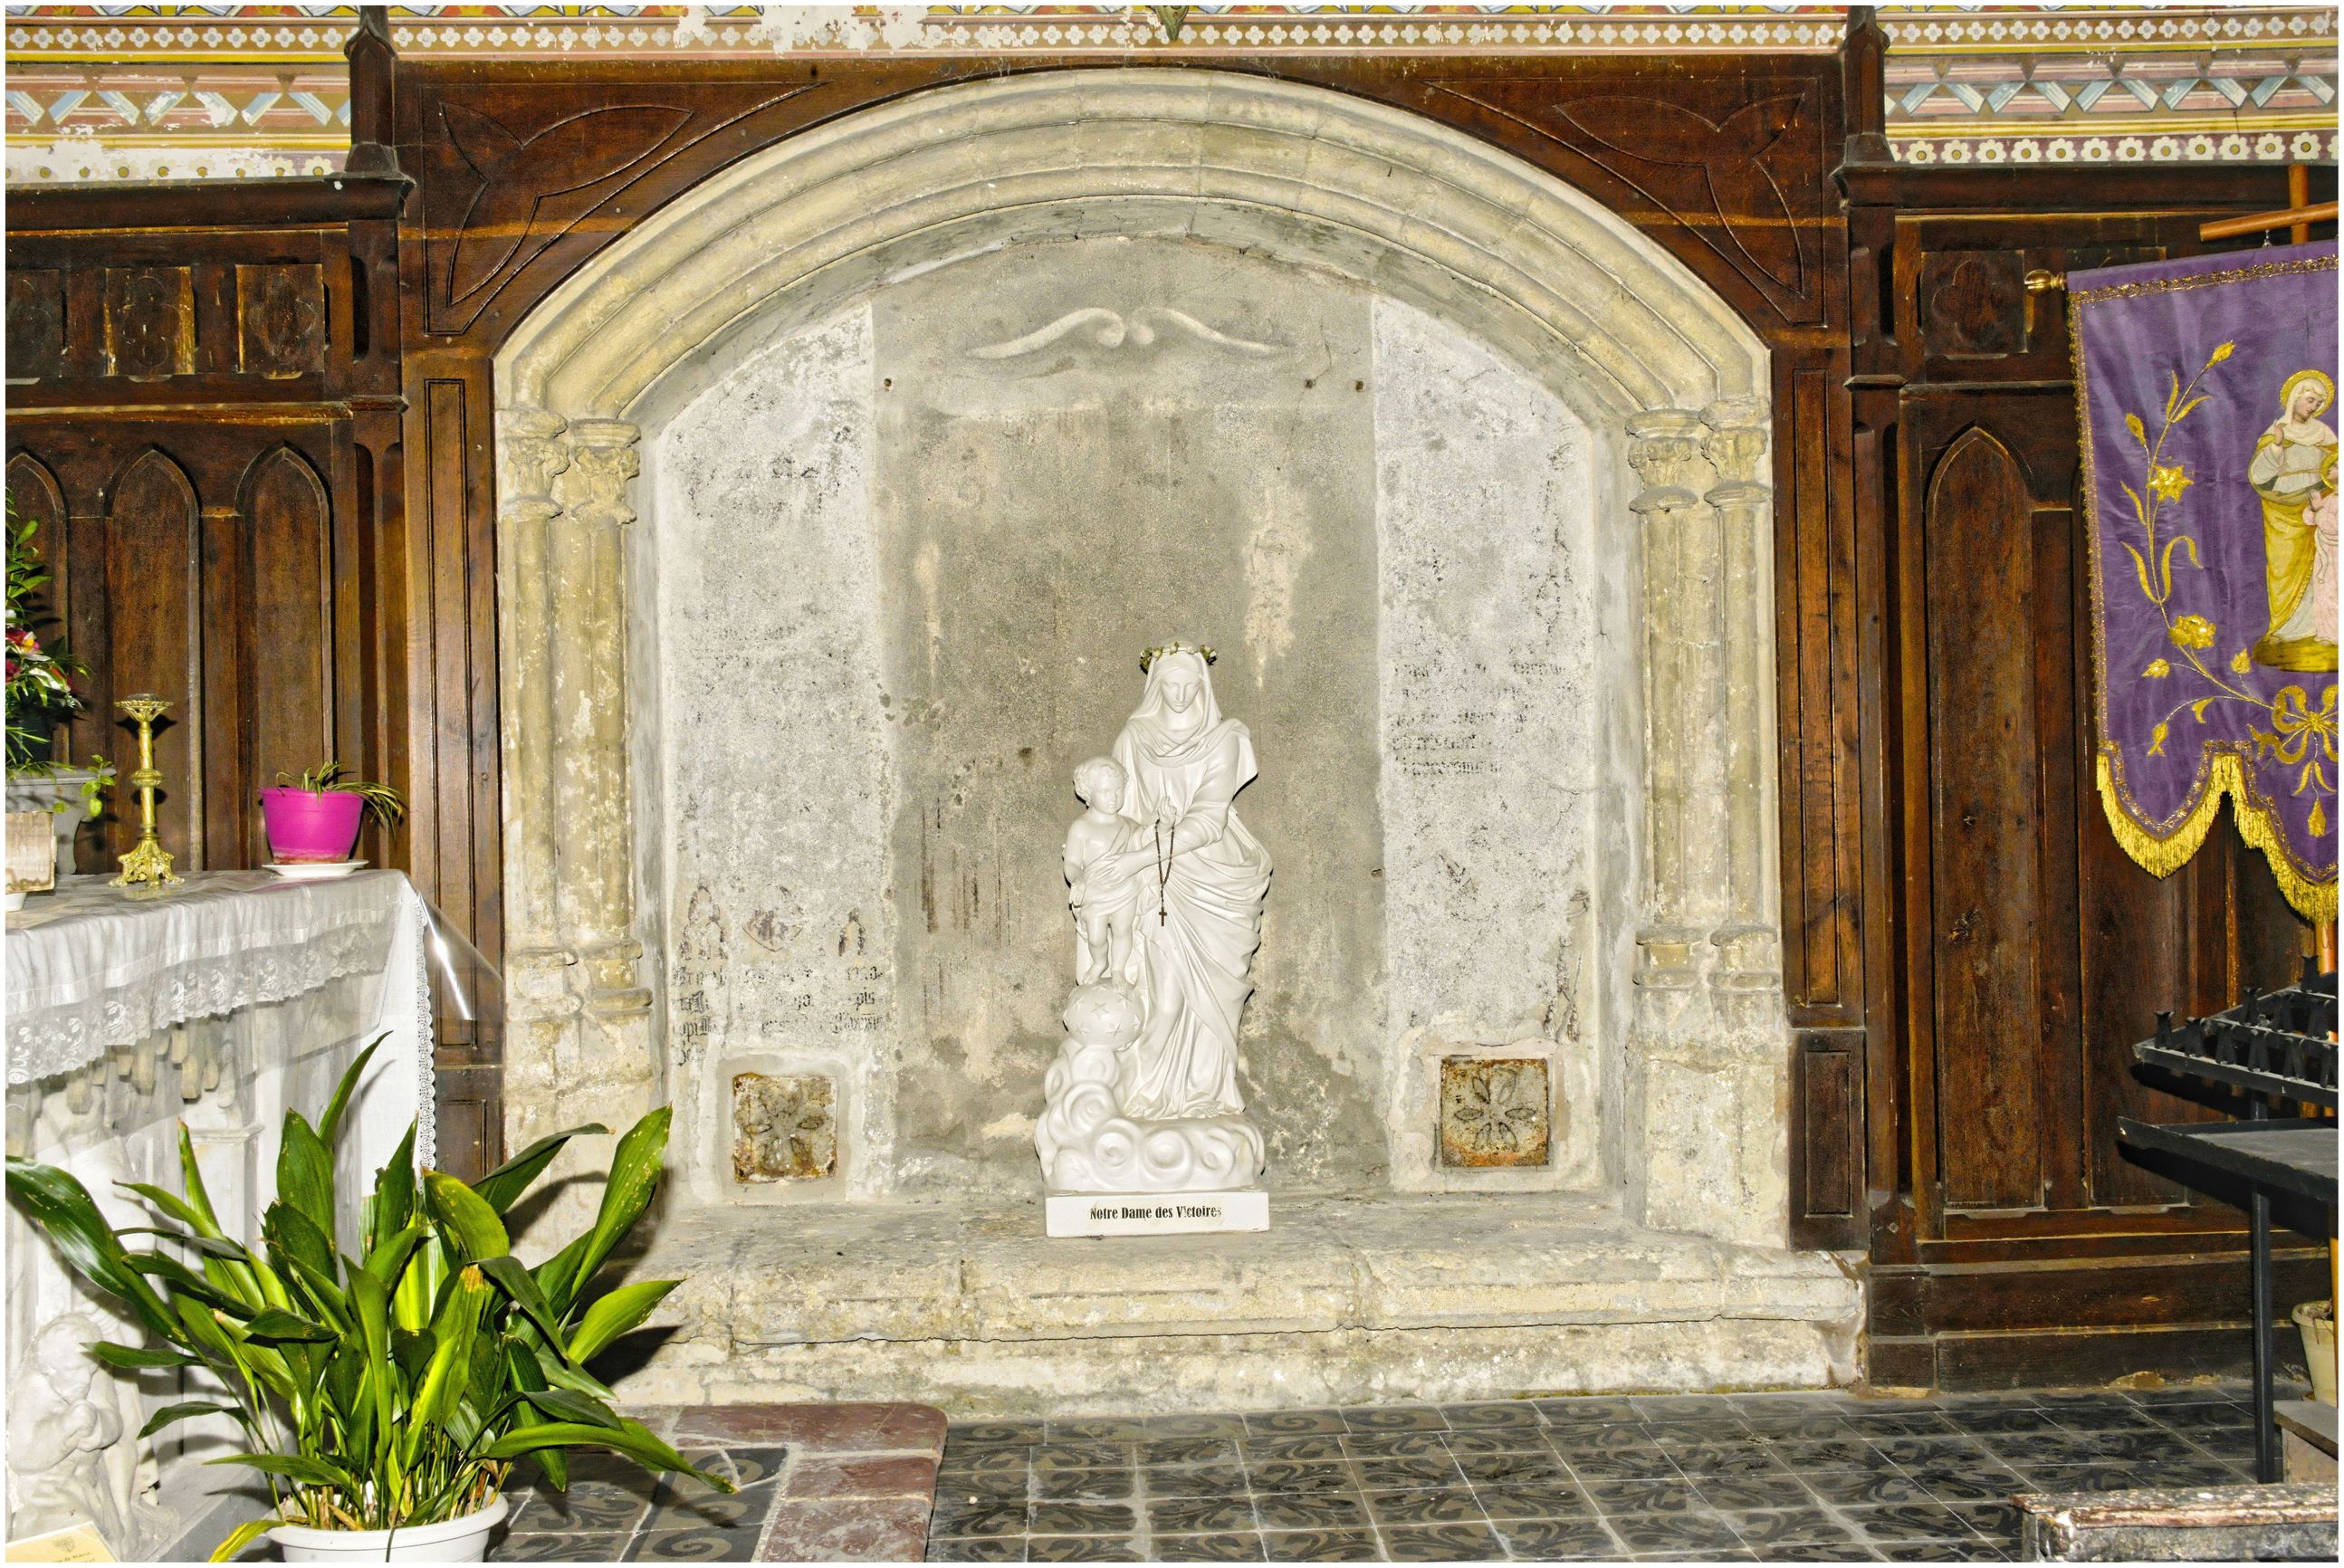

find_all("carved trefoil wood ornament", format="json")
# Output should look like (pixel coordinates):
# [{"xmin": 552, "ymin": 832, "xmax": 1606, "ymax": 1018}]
[
  {"xmin": 103, "ymin": 266, "xmax": 195, "ymax": 380},
  {"xmin": 1918, "ymin": 252, "xmax": 2029, "ymax": 359},
  {"xmin": 1439, "ymin": 1056, "xmax": 1551, "ymax": 1168},
  {"xmin": 6, "ymin": 268, "xmax": 66, "ymax": 382},
  {"xmin": 234, "ymin": 263, "xmax": 327, "ymax": 378}
]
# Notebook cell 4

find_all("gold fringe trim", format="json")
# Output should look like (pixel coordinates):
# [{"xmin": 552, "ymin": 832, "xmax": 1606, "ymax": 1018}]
[{"xmin": 2096, "ymin": 751, "xmax": 2337, "ymax": 923}]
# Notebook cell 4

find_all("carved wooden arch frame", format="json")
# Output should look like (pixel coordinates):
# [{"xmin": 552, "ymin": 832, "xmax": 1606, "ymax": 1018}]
[{"xmin": 492, "ymin": 68, "xmax": 1793, "ymax": 1245}]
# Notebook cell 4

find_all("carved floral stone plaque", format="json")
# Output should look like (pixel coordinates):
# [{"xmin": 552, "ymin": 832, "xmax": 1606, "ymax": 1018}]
[
  {"xmin": 1439, "ymin": 1056, "xmax": 1550, "ymax": 1168},
  {"xmin": 732, "ymin": 1071, "xmax": 837, "ymax": 1182}
]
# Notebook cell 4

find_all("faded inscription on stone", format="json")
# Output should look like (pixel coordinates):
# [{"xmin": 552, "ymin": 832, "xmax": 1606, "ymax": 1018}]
[
  {"xmin": 732, "ymin": 1072, "xmax": 838, "ymax": 1182},
  {"xmin": 1439, "ymin": 1056, "xmax": 1551, "ymax": 1168}
]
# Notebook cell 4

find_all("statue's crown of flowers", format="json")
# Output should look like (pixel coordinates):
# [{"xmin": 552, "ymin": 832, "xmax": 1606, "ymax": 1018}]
[{"xmin": 1140, "ymin": 642, "xmax": 1216, "ymax": 673}]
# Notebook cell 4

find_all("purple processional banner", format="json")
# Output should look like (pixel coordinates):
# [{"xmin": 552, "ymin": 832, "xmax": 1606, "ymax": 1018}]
[{"xmin": 2072, "ymin": 241, "xmax": 2337, "ymax": 923}]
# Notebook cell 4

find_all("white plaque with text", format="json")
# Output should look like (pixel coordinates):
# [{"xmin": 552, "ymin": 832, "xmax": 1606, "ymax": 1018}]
[{"xmin": 1046, "ymin": 1190, "xmax": 1269, "ymax": 1238}]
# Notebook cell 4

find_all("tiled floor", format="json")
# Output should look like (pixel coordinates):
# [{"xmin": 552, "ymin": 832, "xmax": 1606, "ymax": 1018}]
[
  {"xmin": 489, "ymin": 1402, "xmax": 945, "ymax": 1563},
  {"xmin": 926, "ymin": 1383, "xmax": 2288, "ymax": 1562}
]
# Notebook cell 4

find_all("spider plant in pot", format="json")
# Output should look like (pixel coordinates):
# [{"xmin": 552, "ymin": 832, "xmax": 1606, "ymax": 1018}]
[
  {"xmin": 261, "ymin": 760, "xmax": 405, "ymax": 865},
  {"xmin": 4, "ymin": 1040, "xmax": 729, "ymax": 1563}
]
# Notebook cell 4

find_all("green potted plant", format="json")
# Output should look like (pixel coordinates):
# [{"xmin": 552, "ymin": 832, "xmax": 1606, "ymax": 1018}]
[
  {"xmin": 261, "ymin": 760, "xmax": 406, "ymax": 867},
  {"xmin": 5, "ymin": 1041, "xmax": 729, "ymax": 1563},
  {"xmin": 5, "ymin": 505, "xmax": 110, "ymax": 884}
]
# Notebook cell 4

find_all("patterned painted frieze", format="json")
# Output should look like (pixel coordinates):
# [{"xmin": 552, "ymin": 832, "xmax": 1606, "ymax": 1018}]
[{"xmin": 5, "ymin": 3, "xmax": 2336, "ymax": 184}]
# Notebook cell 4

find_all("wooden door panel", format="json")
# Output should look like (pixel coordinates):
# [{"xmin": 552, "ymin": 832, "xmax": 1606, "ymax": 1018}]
[
  {"xmin": 1924, "ymin": 426, "xmax": 2047, "ymax": 1209},
  {"xmin": 102, "ymin": 449, "xmax": 204, "ymax": 866},
  {"xmin": 242, "ymin": 445, "xmax": 338, "ymax": 865}
]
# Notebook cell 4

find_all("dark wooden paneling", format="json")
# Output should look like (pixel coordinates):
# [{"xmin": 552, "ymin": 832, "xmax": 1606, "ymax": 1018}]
[
  {"xmin": 102, "ymin": 449, "xmax": 204, "ymax": 863},
  {"xmin": 1792, "ymin": 1026, "xmax": 1866, "ymax": 1249},
  {"xmin": 1849, "ymin": 153, "xmax": 2330, "ymax": 1386},
  {"xmin": 1922, "ymin": 426, "xmax": 2045, "ymax": 1212},
  {"xmin": 240, "ymin": 445, "xmax": 338, "ymax": 863}
]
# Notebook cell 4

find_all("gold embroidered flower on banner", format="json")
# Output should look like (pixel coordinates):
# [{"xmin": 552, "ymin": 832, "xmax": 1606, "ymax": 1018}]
[
  {"xmin": 2169, "ymin": 614, "xmax": 2217, "ymax": 649},
  {"xmin": 2149, "ymin": 462, "xmax": 2193, "ymax": 501}
]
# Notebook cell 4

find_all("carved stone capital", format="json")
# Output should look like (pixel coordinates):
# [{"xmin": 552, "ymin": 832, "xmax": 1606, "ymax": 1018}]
[
  {"xmin": 554, "ymin": 417, "xmax": 641, "ymax": 530},
  {"xmin": 497, "ymin": 405, "xmax": 570, "ymax": 510},
  {"xmin": 1625, "ymin": 409, "xmax": 1711, "ymax": 501}
]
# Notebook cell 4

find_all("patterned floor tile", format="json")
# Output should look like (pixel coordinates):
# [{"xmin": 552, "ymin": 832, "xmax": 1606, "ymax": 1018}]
[
  {"xmin": 1036, "ymin": 1469, "xmax": 1134, "ymax": 1503},
  {"xmin": 1360, "ymin": 1487, "xmax": 1484, "ymax": 1527},
  {"xmin": 623, "ymin": 1524, "xmax": 763, "ymax": 1562},
  {"xmin": 1028, "ymin": 1502, "xmax": 1138, "ymax": 1537},
  {"xmin": 1142, "ymin": 1439, "xmax": 1241, "ymax": 1467},
  {"xmin": 1244, "ymin": 1410, "xmax": 1349, "ymax": 1438},
  {"xmin": 1144, "ymin": 1464, "xmax": 1249, "ymax": 1499},
  {"xmin": 1024, "ymin": 1535, "xmax": 1140, "ymax": 1562},
  {"xmin": 1144, "ymin": 1497, "xmax": 1257, "ymax": 1536},
  {"xmin": 1155, "ymin": 1532, "xmax": 1268, "ymax": 1562},
  {"xmin": 1261, "ymin": 1528, "xmax": 1382, "ymax": 1561},
  {"xmin": 1470, "ymin": 1480, "xmax": 1597, "ymax": 1521},
  {"xmin": 1341, "ymin": 1407, "xmax": 1449, "ymax": 1433},
  {"xmin": 1440, "ymin": 1401, "xmax": 1545, "ymax": 1430},
  {"xmin": 926, "ymin": 1535, "xmax": 1025, "ymax": 1562},
  {"xmin": 1380, "ymin": 1524, "xmax": 1507, "ymax": 1561},
  {"xmin": 952, "ymin": 1420, "xmax": 1050, "ymax": 1448},
  {"xmin": 1719, "ymin": 1506, "xmax": 1865, "ymax": 1552},
  {"xmin": 1492, "ymin": 1515, "xmax": 1622, "ymax": 1557},
  {"xmin": 1692, "ymin": 1474, "xmax": 1821, "ymax": 1513},
  {"xmin": 1248, "ymin": 1462, "xmax": 1363, "ymax": 1497},
  {"xmin": 1441, "ymin": 1428, "xmax": 1554, "ymax": 1457},
  {"xmin": 1605, "ymin": 1510, "xmax": 1749, "ymax": 1554},
  {"xmin": 1243, "ymin": 1436, "xmax": 1347, "ymax": 1465},
  {"xmin": 1350, "ymin": 1456, "xmax": 1463, "ymax": 1491},
  {"xmin": 1340, "ymin": 1431, "xmax": 1449, "ymax": 1460},
  {"xmin": 1838, "ymin": 1503, "xmax": 1975, "ymax": 1544},
  {"xmin": 1252, "ymin": 1492, "xmax": 1373, "ymax": 1532},
  {"xmin": 493, "ymin": 1532, "xmax": 637, "ymax": 1562}
]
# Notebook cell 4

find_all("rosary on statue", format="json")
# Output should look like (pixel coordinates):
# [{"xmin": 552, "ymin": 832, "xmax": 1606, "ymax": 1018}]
[{"xmin": 1153, "ymin": 820, "xmax": 1173, "ymax": 924}]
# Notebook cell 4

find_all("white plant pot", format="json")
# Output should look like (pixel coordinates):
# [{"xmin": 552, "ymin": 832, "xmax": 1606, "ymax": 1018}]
[
  {"xmin": 2294, "ymin": 1299, "xmax": 2336, "ymax": 1405},
  {"xmin": 268, "ymin": 1496, "xmax": 508, "ymax": 1563},
  {"xmin": 4, "ymin": 768, "xmax": 105, "ymax": 882}
]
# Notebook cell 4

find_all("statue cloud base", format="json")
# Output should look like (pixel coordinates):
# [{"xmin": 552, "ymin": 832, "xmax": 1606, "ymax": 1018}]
[{"xmin": 1037, "ymin": 981, "xmax": 1266, "ymax": 1195}]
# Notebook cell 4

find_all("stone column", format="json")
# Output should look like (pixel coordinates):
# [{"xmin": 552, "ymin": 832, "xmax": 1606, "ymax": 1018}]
[
  {"xmin": 1702, "ymin": 397, "xmax": 1784, "ymax": 1024},
  {"xmin": 1625, "ymin": 403, "xmax": 1788, "ymax": 1250},
  {"xmin": 495, "ymin": 409, "xmax": 656, "ymax": 1191},
  {"xmin": 1624, "ymin": 410, "xmax": 1717, "ymax": 1008}
]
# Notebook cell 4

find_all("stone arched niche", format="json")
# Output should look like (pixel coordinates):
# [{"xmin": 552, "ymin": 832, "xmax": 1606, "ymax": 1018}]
[{"xmin": 495, "ymin": 68, "xmax": 1788, "ymax": 1246}]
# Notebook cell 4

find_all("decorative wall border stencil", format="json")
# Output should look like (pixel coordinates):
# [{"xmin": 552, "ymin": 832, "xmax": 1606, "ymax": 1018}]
[
  {"xmin": 967, "ymin": 306, "xmax": 1282, "ymax": 361},
  {"xmin": 7, "ymin": 5, "xmax": 2334, "ymax": 185}
]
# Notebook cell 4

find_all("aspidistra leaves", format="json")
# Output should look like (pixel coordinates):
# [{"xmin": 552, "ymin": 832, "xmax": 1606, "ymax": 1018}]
[
  {"xmin": 473, "ymin": 1123, "xmax": 608, "ymax": 1216},
  {"xmin": 566, "ymin": 1279, "xmax": 677, "ymax": 1364},
  {"xmin": 12, "ymin": 1102, "xmax": 691, "ymax": 1539},
  {"xmin": 424, "ymin": 1172, "xmax": 510, "ymax": 1262}
]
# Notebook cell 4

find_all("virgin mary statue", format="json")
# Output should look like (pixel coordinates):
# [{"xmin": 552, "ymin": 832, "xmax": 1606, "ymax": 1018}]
[{"xmin": 1090, "ymin": 644, "xmax": 1272, "ymax": 1120}]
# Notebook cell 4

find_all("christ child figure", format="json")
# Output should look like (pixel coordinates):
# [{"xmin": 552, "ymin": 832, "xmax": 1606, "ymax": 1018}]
[{"xmin": 1064, "ymin": 756, "xmax": 1141, "ymax": 986}]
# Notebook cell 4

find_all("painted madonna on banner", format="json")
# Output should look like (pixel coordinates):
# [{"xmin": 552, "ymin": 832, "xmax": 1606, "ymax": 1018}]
[{"xmin": 2074, "ymin": 241, "xmax": 2337, "ymax": 921}]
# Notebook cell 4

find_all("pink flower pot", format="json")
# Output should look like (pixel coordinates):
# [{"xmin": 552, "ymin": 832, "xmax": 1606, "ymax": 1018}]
[{"xmin": 261, "ymin": 788, "xmax": 364, "ymax": 863}]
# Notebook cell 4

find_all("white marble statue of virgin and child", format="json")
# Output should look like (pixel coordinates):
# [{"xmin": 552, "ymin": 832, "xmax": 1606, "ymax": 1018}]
[{"xmin": 1037, "ymin": 644, "xmax": 1271, "ymax": 1199}]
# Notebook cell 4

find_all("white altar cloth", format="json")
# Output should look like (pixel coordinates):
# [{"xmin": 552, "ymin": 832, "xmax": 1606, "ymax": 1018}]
[{"xmin": 5, "ymin": 868, "xmax": 435, "ymax": 1172}]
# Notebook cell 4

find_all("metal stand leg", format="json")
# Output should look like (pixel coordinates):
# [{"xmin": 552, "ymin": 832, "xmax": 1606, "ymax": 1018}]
[{"xmin": 2251, "ymin": 1183, "xmax": 2277, "ymax": 1483}]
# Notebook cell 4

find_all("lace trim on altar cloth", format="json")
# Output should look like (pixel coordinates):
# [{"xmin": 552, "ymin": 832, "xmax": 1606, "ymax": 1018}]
[{"xmin": 5, "ymin": 874, "xmax": 402, "ymax": 1087}]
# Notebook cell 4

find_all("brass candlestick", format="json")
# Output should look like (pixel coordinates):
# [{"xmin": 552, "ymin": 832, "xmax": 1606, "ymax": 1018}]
[{"xmin": 111, "ymin": 694, "xmax": 180, "ymax": 888}]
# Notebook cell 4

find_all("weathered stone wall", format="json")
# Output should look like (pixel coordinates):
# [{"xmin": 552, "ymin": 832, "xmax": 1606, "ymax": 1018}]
[{"xmin": 636, "ymin": 235, "xmax": 1616, "ymax": 1199}]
